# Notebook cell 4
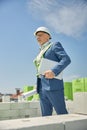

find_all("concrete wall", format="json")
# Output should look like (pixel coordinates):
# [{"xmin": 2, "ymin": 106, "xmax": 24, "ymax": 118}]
[
  {"xmin": 0, "ymin": 100, "xmax": 75, "ymax": 121},
  {"xmin": 73, "ymin": 92, "xmax": 87, "ymax": 114},
  {"xmin": 0, "ymin": 101, "xmax": 41, "ymax": 120},
  {"xmin": 0, "ymin": 92, "xmax": 87, "ymax": 121}
]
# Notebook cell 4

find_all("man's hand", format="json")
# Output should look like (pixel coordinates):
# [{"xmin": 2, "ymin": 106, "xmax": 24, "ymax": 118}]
[{"xmin": 44, "ymin": 70, "xmax": 55, "ymax": 79}]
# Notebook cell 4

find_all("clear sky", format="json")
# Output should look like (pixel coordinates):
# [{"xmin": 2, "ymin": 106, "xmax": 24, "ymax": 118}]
[{"xmin": 0, "ymin": 0, "xmax": 87, "ymax": 94}]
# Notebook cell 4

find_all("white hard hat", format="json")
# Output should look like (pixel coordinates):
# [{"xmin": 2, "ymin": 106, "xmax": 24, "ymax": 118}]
[{"xmin": 34, "ymin": 26, "xmax": 51, "ymax": 39}]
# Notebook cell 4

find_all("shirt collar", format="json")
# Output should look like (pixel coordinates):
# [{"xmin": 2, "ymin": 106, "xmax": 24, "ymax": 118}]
[{"xmin": 40, "ymin": 41, "xmax": 50, "ymax": 50}]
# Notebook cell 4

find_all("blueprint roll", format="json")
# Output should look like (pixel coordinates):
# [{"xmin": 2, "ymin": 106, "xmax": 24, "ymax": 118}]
[{"xmin": 22, "ymin": 89, "xmax": 37, "ymax": 98}]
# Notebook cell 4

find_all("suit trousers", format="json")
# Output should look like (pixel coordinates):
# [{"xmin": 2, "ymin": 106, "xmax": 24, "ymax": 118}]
[{"xmin": 39, "ymin": 88, "xmax": 68, "ymax": 116}]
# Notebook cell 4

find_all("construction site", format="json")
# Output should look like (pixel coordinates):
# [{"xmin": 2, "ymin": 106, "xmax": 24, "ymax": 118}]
[{"xmin": 0, "ymin": 77, "xmax": 87, "ymax": 130}]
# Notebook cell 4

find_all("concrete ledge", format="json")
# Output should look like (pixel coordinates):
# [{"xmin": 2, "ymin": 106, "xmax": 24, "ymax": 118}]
[
  {"xmin": 0, "ymin": 114, "xmax": 87, "ymax": 130},
  {"xmin": 65, "ymin": 119, "xmax": 87, "ymax": 130}
]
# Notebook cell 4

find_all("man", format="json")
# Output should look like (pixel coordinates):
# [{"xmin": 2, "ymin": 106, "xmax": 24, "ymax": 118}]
[{"xmin": 33, "ymin": 26, "xmax": 71, "ymax": 116}]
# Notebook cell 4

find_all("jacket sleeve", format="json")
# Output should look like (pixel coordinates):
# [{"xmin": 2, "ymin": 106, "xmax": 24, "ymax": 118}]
[{"xmin": 51, "ymin": 42, "xmax": 71, "ymax": 76}]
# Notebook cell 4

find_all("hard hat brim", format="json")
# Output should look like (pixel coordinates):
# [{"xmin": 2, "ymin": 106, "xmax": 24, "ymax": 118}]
[{"xmin": 34, "ymin": 31, "xmax": 51, "ymax": 39}]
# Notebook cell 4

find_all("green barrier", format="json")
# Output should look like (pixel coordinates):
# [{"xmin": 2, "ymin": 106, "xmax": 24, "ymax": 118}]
[
  {"xmin": 64, "ymin": 82, "xmax": 73, "ymax": 100},
  {"xmin": 72, "ymin": 78, "xmax": 85, "ymax": 93},
  {"xmin": 84, "ymin": 78, "xmax": 87, "ymax": 92},
  {"xmin": 32, "ymin": 94, "xmax": 39, "ymax": 100},
  {"xmin": 23, "ymin": 86, "xmax": 34, "ymax": 101}
]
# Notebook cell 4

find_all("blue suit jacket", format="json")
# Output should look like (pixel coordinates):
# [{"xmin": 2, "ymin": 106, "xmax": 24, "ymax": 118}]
[{"xmin": 37, "ymin": 42, "xmax": 71, "ymax": 93}]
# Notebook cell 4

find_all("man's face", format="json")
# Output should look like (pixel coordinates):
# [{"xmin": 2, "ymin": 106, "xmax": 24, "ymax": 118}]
[{"xmin": 36, "ymin": 32, "xmax": 50, "ymax": 45}]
